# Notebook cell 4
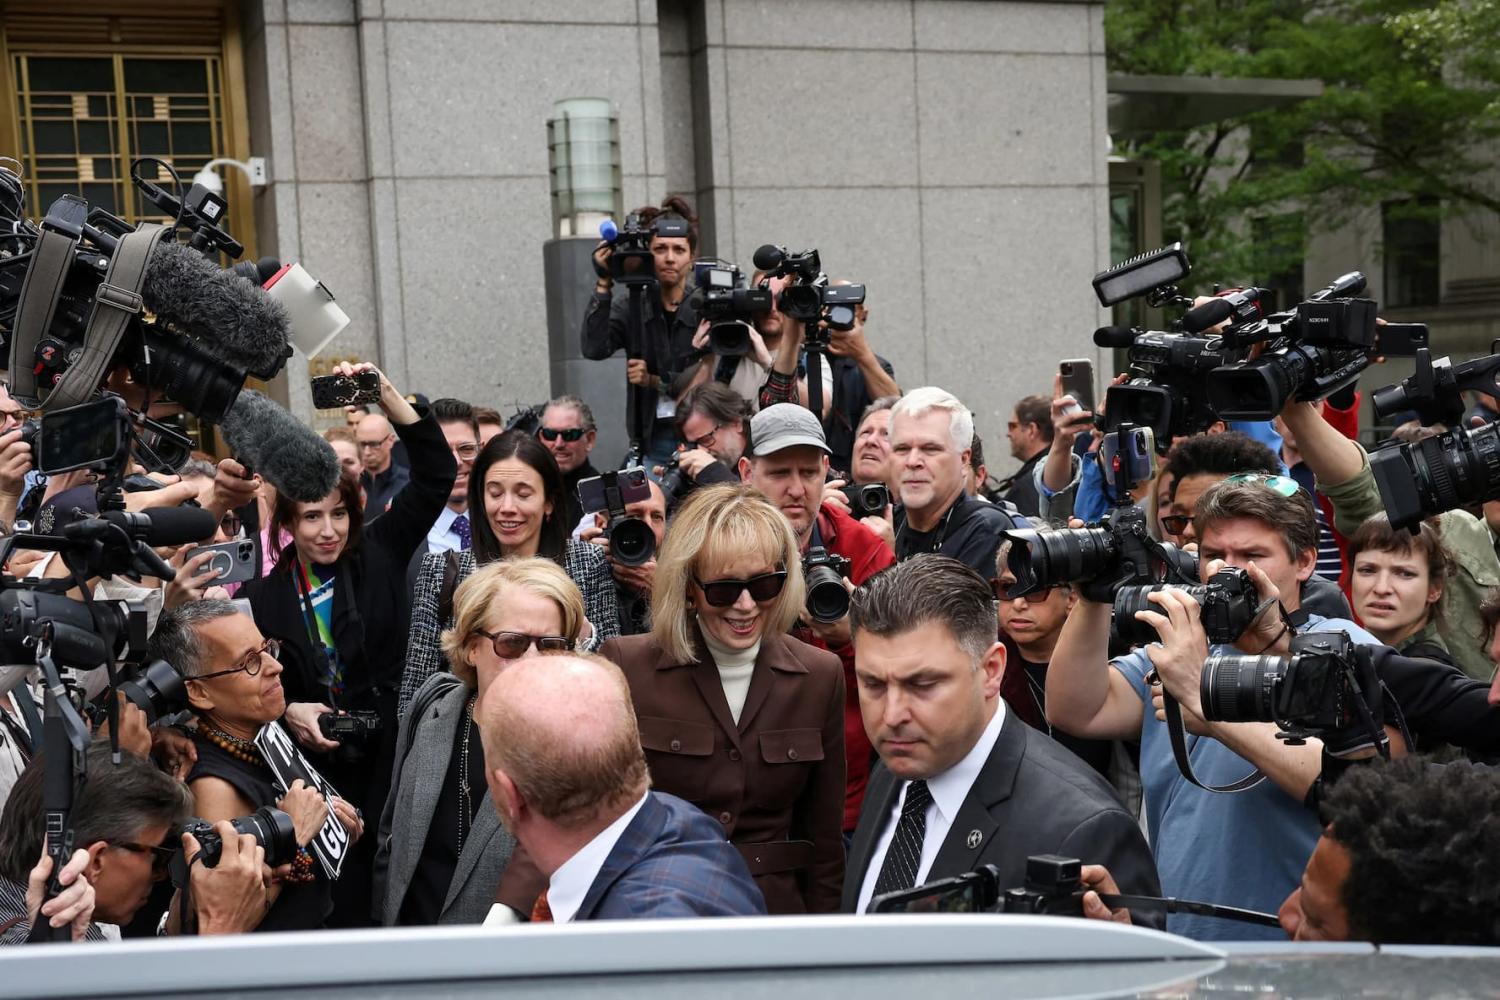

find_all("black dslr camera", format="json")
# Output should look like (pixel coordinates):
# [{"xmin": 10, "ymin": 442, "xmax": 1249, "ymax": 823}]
[
  {"xmin": 577, "ymin": 467, "xmax": 656, "ymax": 567},
  {"xmin": 842, "ymin": 482, "xmax": 889, "ymax": 519},
  {"xmin": 318, "ymin": 709, "xmax": 383, "ymax": 743},
  {"xmin": 1367, "ymin": 346, "xmax": 1500, "ymax": 530},
  {"xmin": 1200, "ymin": 631, "xmax": 1387, "ymax": 755},
  {"xmin": 802, "ymin": 546, "xmax": 852, "ymax": 624},
  {"xmin": 656, "ymin": 456, "xmax": 696, "ymax": 509},
  {"xmin": 1112, "ymin": 567, "xmax": 1258, "ymax": 648},
  {"xmin": 599, "ymin": 212, "xmax": 691, "ymax": 286},
  {"xmin": 180, "ymin": 807, "xmax": 298, "ymax": 869},
  {"xmin": 1001, "ymin": 504, "xmax": 1197, "ymax": 604},
  {"xmin": 691, "ymin": 259, "xmax": 771, "ymax": 357}
]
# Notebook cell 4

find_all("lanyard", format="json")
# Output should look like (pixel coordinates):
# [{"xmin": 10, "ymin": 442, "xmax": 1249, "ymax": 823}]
[{"xmin": 295, "ymin": 560, "xmax": 338, "ymax": 700}]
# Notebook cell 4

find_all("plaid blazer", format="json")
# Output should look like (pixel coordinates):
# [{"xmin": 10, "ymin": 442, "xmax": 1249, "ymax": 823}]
[{"xmin": 576, "ymin": 791, "xmax": 766, "ymax": 920}]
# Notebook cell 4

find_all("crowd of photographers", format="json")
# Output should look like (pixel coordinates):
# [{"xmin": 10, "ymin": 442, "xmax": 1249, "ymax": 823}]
[{"xmin": 0, "ymin": 192, "xmax": 1498, "ymax": 954}]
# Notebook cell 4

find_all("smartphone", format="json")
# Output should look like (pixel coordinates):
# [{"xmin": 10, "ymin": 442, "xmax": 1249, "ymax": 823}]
[
  {"xmin": 870, "ymin": 868, "xmax": 1000, "ymax": 914},
  {"xmin": 185, "ymin": 539, "xmax": 258, "ymax": 586},
  {"xmin": 1099, "ymin": 426, "xmax": 1156, "ymax": 490},
  {"xmin": 577, "ymin": 467, "xmax": 652, "ymax": 516},
  {"xmin": 1059, "ymin": 358, "xmax": 1096, "ymax": 416},
  {"xmin": 1374, "ymin": 323, "xmax": 1430, "ymax": 357},
  {"xmin": 310, "ymin": 372, "xmax": 381, "ymax": 410},
  {"xmin": 35, "ymin": 397, "xmax": 129, "ymax": 474}
]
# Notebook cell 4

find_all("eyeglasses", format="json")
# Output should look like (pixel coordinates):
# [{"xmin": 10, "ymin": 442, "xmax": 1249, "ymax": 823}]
[
  {"xmin": 694, "ymin": 570, "xmax": 788, "ymax": 607},
  {"xmin": 1160, "ymin": 514, "xmax": 1191, "ymax": 537},
  {"xmin": 357, "ymin": 434, "xmax": 394, "ymax": 450},
  {"xmin": 990, "ymin": 578, "xmax": 1055, "ymax": 602},
  {"xmin": 0, "ymin": 407, "xmax": 22, "ymax": 426},
  {"xmin": 196, "ymin": 638, "xmax": 279, "ymax": 681},
  {"xmin": 687, "ymin": 425, "xmax": 723, "ymax": 451},
  {"xmin": 111, "ymin": 840, "xmax": 174, "ymax": 873},
  {"xmin": 452, "ymin": 443, "xmax": 479, "ymax": 461},
  {"xmin": 476, "ymin": 629, "xmax": 575, "ymax": 659},
  {"xmin": 1225, "ymin": 473, "xmax": 1302, "ymax": 498},
  {"xmin": 539, "ymin": 427, "xmax": 586, "ymax": 443}
]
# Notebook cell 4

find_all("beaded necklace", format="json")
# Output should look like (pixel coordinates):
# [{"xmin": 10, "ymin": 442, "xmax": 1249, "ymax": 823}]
[{"xmin": 199, "ymin": 720, "xmax": 264, "ymax": 765}]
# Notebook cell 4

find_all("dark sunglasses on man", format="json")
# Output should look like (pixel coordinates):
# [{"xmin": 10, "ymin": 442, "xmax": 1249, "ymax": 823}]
[
  {"xmin": 990, "ymin": 578, "xmax": 1055, "ymax": 603},
  {"xmin": 694, "ymin": 570, "xmax": 788, "ymax": 607},
  {"xmin": 539, "ymin": 427, "xmax": 586, "ymax": 443}
]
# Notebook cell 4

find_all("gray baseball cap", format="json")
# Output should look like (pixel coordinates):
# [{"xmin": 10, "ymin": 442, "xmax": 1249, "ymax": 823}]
[{"xmin": 750, "ymin": 403, "xmax": 829, "ymax": 456}]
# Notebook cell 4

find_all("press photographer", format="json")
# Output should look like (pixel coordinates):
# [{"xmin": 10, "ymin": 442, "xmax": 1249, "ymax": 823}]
[
  {"xmin": 1043, "ymin": 476, "xmax": 1380, "ymax": 940},
  {"xmin": 661, "ymin": 382, "xmax": 750, "ymax": 503},
  {"xmin": 578, "ymin": 472, "xmax": 667, "ymax": 636},
  {"xmin": 581, "ymin": 196, "xmax": 701, "ymax": 467}
]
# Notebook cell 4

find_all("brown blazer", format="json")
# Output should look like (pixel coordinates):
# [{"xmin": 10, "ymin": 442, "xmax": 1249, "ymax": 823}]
[{"xmin": 599, "ymin": 629, "xmax": 847, "ymax": 915}]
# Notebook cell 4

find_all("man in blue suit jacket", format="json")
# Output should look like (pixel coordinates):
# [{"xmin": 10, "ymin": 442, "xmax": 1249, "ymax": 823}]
[{"xmin": 477, "ymin": 653, "xmax": 765, "ymax": 922}]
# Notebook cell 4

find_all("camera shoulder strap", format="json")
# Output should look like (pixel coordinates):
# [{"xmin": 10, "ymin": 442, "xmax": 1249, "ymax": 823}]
[
  {"xmin": 41, "ymin": 222, "xmax": 168, "ymax": 412},
  {"xmin": 8, "ymin": 226, "xmax": 80, "ymax": 406},
  {"xmin": 1161, "ymin": 690, "xmax": 1266, "ymax": 793}
]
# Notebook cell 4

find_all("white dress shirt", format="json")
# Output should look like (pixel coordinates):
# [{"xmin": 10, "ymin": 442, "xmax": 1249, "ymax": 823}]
[
  {"xmin": 856, "ymin": 700, "xmax": 1007, "ymax": 914},
  {"xmin": 426, "ymin": 505, "xmax": 467, "ymax": 554},
  {"xmin": 546, "ymin": 792, "xmax": 649, "ymax": 922}
]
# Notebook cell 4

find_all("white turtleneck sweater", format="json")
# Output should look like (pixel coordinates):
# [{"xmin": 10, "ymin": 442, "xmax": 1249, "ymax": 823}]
[{"xmin": 701, "ymin": 629, "xmax": 761, "ymax": 724}]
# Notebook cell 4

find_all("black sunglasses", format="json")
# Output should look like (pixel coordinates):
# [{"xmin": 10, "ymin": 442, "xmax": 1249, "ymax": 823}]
[
  {"xmin": 990, "ymin": 578, "xmax": 1055, "ymax": 603},
  {"xmin": 694, "ymin": 570, "xmax": 788, "ymax": 608},
  {"xmin": 539, "ymin": 427, "xmax": 586, "ymax": 442},
  {"xmin": 112, "ymin": 840, "xmax": 174, "ymax": 873},
  {"xmin": 476, "ymin": 629, "xmax": 575, "ymax": 659},
  {"xmin": 1160, "ymin": 514, "xmax": 1191, "ymax": 536}
]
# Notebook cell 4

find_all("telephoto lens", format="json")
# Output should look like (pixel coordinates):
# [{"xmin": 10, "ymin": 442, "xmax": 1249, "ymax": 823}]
[
  {"xmin": 117, "ymin": 659, "xmax": 187, "ymax": 726},
  {"xmin": 1112, "ymin": 567, "xmax": 1257, "ymax": 648},
  {"xmin": 181, "ymin": 806, "xmax": 299, "ymax": 868},
  {"xmin": 607, "ymin": 514, "xmax": 656, "ymax": 567},
  {"xmin": 803, "ymin": 546, "xmax": 851, "ymax": 623},
  {"xmin": 1200, "ymin": 632, "xmax": 1358, "ymax": 732}
]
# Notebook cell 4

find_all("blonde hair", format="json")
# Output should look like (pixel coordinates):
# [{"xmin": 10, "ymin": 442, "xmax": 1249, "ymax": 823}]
[
  {"xmin": 440, "ymin": 557, "xmax": 586, "ymax": 688},
  {"xmin": 650, "ymin": 484, "xmax": 805, "ymax": 663}
]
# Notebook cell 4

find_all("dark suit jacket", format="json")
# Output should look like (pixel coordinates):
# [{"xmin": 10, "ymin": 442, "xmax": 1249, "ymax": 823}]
[
  {"xmin": 598, "ymin": 630, "xmax": 846, "ymax": 915},
  {"xmin": 842, "ymin": 710, "xmax": 1162, "ymax": 926},
  {"xmin": 577, "ymin": 791, "xmax": 766, "ymax": 920}
]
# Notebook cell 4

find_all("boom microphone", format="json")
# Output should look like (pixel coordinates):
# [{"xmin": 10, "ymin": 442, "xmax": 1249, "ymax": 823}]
[
  {"xmin": 1093, "ymin": 325, "xmax": 1139, "ymax": 349},
  {"xmin": 101, "ymin": 507, "xmax": 218, "ymax": 547},
  {"xmin": 141, "ymin": 241, "xmax": 293, "ymax": 380},
  {"xmin": 752, "ymin": 244, "xmax": 784, "ymax": 271},
  {"xmin": 1181, "ymin": 297, "xmax": 1234, "ymax": 334},
  {"xmin": 219, "ymin": 390, "xmax": 340, "ymax": 503}
]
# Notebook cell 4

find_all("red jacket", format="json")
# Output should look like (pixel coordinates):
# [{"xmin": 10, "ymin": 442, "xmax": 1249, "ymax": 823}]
[{"xmin": 792, "ymin": 502, "xmax": 895, "ymax": 832}]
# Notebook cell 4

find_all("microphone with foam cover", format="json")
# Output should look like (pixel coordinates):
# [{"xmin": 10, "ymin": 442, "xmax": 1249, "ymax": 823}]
[
  {"xmin": 141, "ymin": 241, "xmax": 292, "ymax": 380},
  {"xmin": 752, "ymin": 245, "xmax": 785, "ymax": 271},
  {"xmin": 1093, "ymin": 325, "xmax": 1139, "ymax": 349},
  {"xmin": 219, "ymin": 389, "xmax": 340, "ymax": 503}
]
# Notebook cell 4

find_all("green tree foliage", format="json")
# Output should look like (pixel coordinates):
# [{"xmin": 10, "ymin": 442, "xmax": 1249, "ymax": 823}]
[{"xmin": 1107, "ymin": 0, "xmax": 1500, "ymax": 288}]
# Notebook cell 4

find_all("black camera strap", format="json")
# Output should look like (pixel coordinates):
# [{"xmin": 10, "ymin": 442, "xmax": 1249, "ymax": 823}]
[{"xmin": 1159, "ymin": 690, "xmax": 1267, "ymax": 793}]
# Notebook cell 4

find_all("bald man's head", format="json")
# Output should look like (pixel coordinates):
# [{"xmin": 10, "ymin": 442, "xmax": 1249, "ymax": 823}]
[
  {"xmin": 356, "ymin": 413, "xmax": 396, "ymax": 474},
  {"xmin": 478, "ymin": 653, "xmax": 647, "ymax": 830}
]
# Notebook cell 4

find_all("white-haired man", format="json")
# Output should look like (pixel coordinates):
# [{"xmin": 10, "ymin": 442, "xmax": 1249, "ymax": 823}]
[{"xmin": 889, "ymin": 387, "xmax": 1027, "ymax": 576}]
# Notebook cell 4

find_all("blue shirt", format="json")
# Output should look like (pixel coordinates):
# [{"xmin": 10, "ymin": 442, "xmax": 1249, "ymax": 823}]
[{"xmin": 1110, "ymin": 614, "xmax": 1380, "ymax": 941}]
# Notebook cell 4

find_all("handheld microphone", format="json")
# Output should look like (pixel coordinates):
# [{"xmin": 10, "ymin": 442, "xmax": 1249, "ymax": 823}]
[
  {"xmin": 599, "ymin": 219, "xmax": 618, "ymax": 242},
  {"xmin": 1093, "ymin": 325, "xmax": 1139, "ymax": 349},
  {"xmin": 219, "ymin": 390, "xmax": 341, "ymax": 503}
]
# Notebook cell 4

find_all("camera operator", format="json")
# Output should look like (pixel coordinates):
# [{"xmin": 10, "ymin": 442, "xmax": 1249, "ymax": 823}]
[
  {"xmin": 667, "ymin": 382, "xmax": 751, "ymax": 492},
  {"xmin": 749, "ymin": 270, "xmax": 835, "ymax": 416},
  {"xmin": 821, "ymin": 290, "xmax": 899, "ymax": 474},
  {"xmin": 0, "ymin": 742, "xmax": 272, "ymax": 941},
  {"xmin": 889, "ymin": 388, "xmax": 1027, "ymax": 577},
  {"xmin": 579, "ymin": 476, "xmax": 668, "ymax": 636},
  {"xmin": 582, "ymin": 196, "xmax": 702, "ymax": 467},
  {"xmin": 738, "ymin": 403, "xmax": 895, "ymax": 833},
  {"xmin": 1280, "ymin": 397, "xmax": 1500, "ymax": 682},
  {"xmin": 154, "ymin": 601, "xmax": 361, "ymax": 931},
  {"xmin": 1045, "ymin": 477, "xmax": 1381, "ymax": 940},
  {"xmin": 537, "ymin": 395, "xmax": 600, "ymax": 530},
  {"xmin": 1083, "ymin": 756, "xmax": 1500, "ymax": 945}
]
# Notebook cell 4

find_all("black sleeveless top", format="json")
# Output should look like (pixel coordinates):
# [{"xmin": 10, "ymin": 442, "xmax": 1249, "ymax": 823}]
[{"xmin": 187, "ymin": 735, "xmax": 333, "ymax": 932}]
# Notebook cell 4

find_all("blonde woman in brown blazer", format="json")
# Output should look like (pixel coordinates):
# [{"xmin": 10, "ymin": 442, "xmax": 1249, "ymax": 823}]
[{"xmin": 599, "ymin": 484, "xmax": 846, "ymax": 914}]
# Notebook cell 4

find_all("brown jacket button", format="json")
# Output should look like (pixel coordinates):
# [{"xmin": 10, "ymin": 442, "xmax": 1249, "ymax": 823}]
[
  {"xmin": 787, "ymin": 748, "xmax": 799, "ymax": 760},
  {"xmin": 669, "ymin": 739, "xmax": 681, "ymax": 752},
  {"xmin": 719, "ymin": 811, "xmax": 732, "ymax": 825},
  {"xmin": 728, "ymin": 749, "xmax": 741, "ymax": 761}
]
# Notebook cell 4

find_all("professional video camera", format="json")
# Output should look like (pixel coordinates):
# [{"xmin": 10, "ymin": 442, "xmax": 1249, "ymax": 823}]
[
  {"xmin": 1367, "ymin": 347, "xmax": 1500, "ymax": 530},
  {"xmin": 577, "ymin": 467, "xmax": 656, "ymax": 567},
  {"xmin": 1001, "ymin": 426, "xmax": 1195, "ymax": 603},
  {"xmin": 691, "ymin": 259, "xmax": 771, "ymax": 357},
  {"xmin": 841, "ymin": 482, "xmax": 889, "ymax": 519},
  {"xmin": 870, "ymin": 852, "xmax": 1280, "ymax": 928},
  {"xmin": 803, "ymin": 546, "xmax": 851, "ymax": 624},
  {"xmin": 1090, "ymin": 245, "xmax": 1230, "ymax": 446},
  {"xmin": 1200, "ymin": 631, "xmax": 1390, "ymax": 758},
  {"xmin": 1112, "ymin": 566, "xmax": 1258, "ymax": 649},
  {"xmin": 598, "ymin": 212, "xmax": 691, "ymax": 286},
  {"xmin": 1203, "ymin": 272, "xmax": 1380, "ymax": 420},
  {"xmin": 752, "ymin": 243, "xmax": 865, "ymax": 414}
]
